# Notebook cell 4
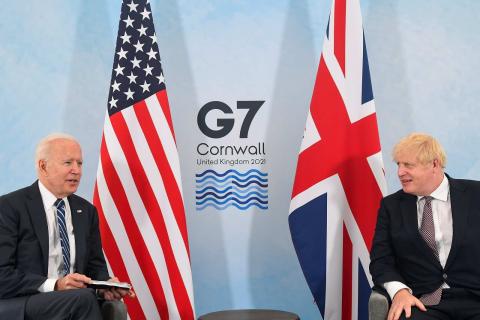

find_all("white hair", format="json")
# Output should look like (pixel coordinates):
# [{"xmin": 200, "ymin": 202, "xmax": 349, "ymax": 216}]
[{"xmin": 35, "ymin": 133, "xmax": 79, "ymax": 170}]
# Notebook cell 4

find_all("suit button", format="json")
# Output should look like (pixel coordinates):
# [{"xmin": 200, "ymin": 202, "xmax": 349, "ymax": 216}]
[{"xmin": 443, "ymin": 273, "xmax": 448, "ymax": 280}]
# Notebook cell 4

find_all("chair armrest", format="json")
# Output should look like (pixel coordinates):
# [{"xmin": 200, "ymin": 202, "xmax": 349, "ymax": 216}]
[
  {"xmin": 369, "ymin": 288, "xmax": 389, "ymax": 320},
  {"xmin": 100, "ymin": 300, "xmax": 127, "ymax": 320}
]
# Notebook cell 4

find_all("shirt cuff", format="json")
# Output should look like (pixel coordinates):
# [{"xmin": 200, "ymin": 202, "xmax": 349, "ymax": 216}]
[
  {"xmin": 38, "ymin": 278, "xmax": 58, "ymax": 292},
  {"xmin": 383, "ymin": 281, "xmax": 412, "ymax": 300}
]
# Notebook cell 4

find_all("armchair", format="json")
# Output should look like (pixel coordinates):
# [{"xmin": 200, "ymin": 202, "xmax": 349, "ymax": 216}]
[{"xmin": 369, "ymin": 287, "xmax": 390, "ymax": 320}]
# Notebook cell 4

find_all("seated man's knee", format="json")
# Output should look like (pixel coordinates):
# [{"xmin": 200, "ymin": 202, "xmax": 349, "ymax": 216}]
[
  {"xmin": 72, "ymin": 288, "xmax": 98, "ymax": 306},
  {"xmin": 68, "ymin": 288, "xmax": 102, "ymax": 319},
  {"xmin": 398, "ymin": 308, "xmax": 432, "ymax": 320}
]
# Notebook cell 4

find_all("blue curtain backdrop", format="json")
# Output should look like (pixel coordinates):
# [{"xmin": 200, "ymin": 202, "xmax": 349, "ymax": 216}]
[{"xmin": 1, "ymin": 1, "xmax": 479, "ymax": 318}]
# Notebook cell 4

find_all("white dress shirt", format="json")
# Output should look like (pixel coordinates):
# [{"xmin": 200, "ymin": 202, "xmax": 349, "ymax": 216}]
[
  {"xmin": 384, "ymin": 174, "xmax": 452, "ymax": 300},
  {"xmin": 37, "ymin": 181, "xmax": 76, "ymax": 292}
]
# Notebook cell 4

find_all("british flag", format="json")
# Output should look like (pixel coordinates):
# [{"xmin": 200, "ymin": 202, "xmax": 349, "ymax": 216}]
[{"xmin": 289, "ymin": 0, "xmax": 387, "ymax": 319}]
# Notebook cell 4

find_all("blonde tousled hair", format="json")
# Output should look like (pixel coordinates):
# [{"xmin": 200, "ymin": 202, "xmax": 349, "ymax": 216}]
[{"xmin": 392, "ymin": 133, "xmax": 446, "ymax": 168}]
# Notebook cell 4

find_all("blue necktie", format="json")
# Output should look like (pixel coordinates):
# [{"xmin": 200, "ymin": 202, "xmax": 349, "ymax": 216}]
[{"xmin": 54, "ymin": 199, "xmax": 70, "ymax": 276}]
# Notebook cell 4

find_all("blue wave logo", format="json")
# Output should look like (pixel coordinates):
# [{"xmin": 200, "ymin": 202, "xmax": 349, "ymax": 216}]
[{"xmin": 196, "ymin": 169, "xmax": 268, "ymax": 211}]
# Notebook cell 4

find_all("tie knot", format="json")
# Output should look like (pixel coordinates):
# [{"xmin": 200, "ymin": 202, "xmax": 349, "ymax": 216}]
[
  {"xmin": 54, "ymin": 198, "xmax": 64, "ymax": 209},
  {"xmin": 423, "ymin": 196, "xmax": 433, "ymax": 204}
]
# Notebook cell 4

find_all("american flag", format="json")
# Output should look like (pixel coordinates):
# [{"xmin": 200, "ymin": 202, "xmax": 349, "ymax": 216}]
[
  {"xmin": 289, "ymin": 0, "xmax": 387, "ymax": 319},
  {"xmin": 93, "ymin": 0, "xmax": 195, "ymax": 319}
]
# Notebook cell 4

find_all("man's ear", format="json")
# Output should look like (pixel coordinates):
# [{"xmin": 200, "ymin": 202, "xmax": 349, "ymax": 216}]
[
  {"xmin": 38, "ymin": 159, "xmax": 48, "ymax": 176},
  {"xmin": 432, "ymin": 158, "xmax": 440, "ymax": 169}
]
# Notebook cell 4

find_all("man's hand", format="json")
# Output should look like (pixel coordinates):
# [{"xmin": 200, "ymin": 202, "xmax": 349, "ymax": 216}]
[
  {"xmin": 388, "ymin": 288, "xmax": 427, "ymax": 320},
  {"xmin": 98, "ymin": 277, "xmax": 136, "ymax": 301},
  {"xmin": 55, "ymin": 273, "xmax": 91, "ymax": 291}
]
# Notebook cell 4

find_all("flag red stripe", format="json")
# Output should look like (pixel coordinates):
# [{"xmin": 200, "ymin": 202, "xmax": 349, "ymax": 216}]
[
  {"xmin": 99, "ymin": 133, "xmax": 169, "ymax": 319},
  {"xmin": 111, "ymin": 109, "xmax": 194, "ymax": 319},
  {"xmin": 134, "ymin": 99, "xmax": 190, "ymax": 253},
  {"xmin": 156, "ymin": 91, "xmax": 175, "ymax": 141},
  {"xmin": 309, "ymin": 58, "xmax": 379, "ymax": 153},
  {"xmin": 293, "ymin": 56, "xmax": 382, "ymax": 247},
  {"xmin": 292, "ymin": 57, "xmax": 380, "ymax": 198},
  {"xmin": 93, "ymin": 182, "xmax": 146, "ymax": 319},
  {"xmin": 334, "ymin": 0, "xmax": 346, "ymax": 74},
  {"xmin": 339, "ymin": 160, "xmax": 382, "ymax": 249},
  {"xmin": 341, "ymin": 225, "xmax": 352, "ymax": 320}
]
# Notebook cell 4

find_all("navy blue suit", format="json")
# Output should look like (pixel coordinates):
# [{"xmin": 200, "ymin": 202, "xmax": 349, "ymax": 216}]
[
  {"xmin": 0, "ymin": 181, "xmax": 109, "ymax": 319},
  {"xmin": 370, "ymin": 176, "xmax": 480, "ymax": 298}
]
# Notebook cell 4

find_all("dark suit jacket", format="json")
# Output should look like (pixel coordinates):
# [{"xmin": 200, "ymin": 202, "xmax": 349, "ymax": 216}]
[
  {"xmin": 0, "ymin": 181, "xmax": 109, "ymax": 318},
  {"xmin": 370, "ymin": 175, "xmax": 480, "ymax": 297}
]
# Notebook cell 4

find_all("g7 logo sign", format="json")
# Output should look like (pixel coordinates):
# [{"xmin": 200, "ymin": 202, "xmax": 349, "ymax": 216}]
[{"xmin": 197, "ymin": 101, "xmax": 264, "ymax": 138}]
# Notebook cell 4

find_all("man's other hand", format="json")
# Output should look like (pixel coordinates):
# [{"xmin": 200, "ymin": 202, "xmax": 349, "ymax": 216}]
[
  {"xmin": 98, "ymin": 277, "xmax": 136, "ymax": 301},
  {"xmin": 55, "ymin": 273, "xmax": 91, "ymax": 291},
  {"xmin": 388, "ymin": 288, "xmax": 427, "ymax": 320}
]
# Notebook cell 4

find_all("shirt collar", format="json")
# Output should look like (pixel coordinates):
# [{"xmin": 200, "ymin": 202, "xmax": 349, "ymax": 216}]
[
  {"xmin": 38, "ymin": 180, "xmax": 66, "ymax": 210},
  {"xmin": 417, "ymin": 174, "xmax": 449, "ymax": 202}
]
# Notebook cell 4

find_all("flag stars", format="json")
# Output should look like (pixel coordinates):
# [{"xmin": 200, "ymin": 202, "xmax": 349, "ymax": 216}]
[
  {"xmin": 123, "ymin": 15, "xmax": 134, "ymax": 28},
  {"xmin": 140, "ymin": 8, "xmax": 151, "ymax": 20},
  {"xmin": 127, "ymin": 72, "xmax": 138, "ymax": 84},
  {"xmin": 111, "ymin": 80, "xmax": 121, "ymax": 92},
  {"xmin": 109, "ymin": 3, "xmax": 166, "ymax": 111},
  {"xmin": 140, "ymin": 81, "xmax": 151, "ymax": 93},
  {"xmin": 157, "ymin": 73, "xmax": 165, "ymax": 84},
  {"xmin": 127, "ymin": 0, "xmax": 138, "ymax": 12},
  {"xmin": 131, "ymin": 56, "xmax": 141, "ymax": 69},
  {"xmin": 116, "ymin": 47, "xmax": 128, "ymax": 60},
  {"xmin": 120, "ymin": 32, "xmax": 131, "ymax": 44},
  {"xmin": 137, "ymin": 24, "xmax": 148, "ymax": 37},
  {"xmin": 143, "ymin": 63, "xmax": 154, "ymax": 76},
  {"xmin": 109, "ymin": 97, "xmax": 118, "ymax": 109},
  {"xmin": 146, "ymin": 48, "xmax": 158, "ymax": 60},
  {"xmin": 149, "ymin": 33, "xmax": 157, "ymax": 44},
  {"xmin": 133, "ymin": 40, "xmax": 144, "ymax": 52},
  {"xmin": 124, "ymin": 88, "xmax": 135, "ymax": 100},
  {"xmin": 114, "ymin": 64, "xmax": 125, "ymax": 76}
]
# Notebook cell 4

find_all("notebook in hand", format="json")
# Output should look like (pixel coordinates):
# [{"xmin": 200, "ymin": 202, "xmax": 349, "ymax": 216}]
[{"xmin": 88, "ymin": 280, "xmax": 132, "ymax": 290}]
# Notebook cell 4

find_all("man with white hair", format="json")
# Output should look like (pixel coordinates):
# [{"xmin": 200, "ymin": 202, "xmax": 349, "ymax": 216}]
[{"xmin": 0, "ymin": 133, "xmax": 133, "ymax": 320}]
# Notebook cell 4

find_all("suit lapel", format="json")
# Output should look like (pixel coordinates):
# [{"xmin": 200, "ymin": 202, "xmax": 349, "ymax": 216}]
[
  {"xmin": 26, "ymin": 181, "xmax": 49, "ymax": 274},
  {"xmin": 445, "ymin": 178, "xmax": 469, "ymax": 270},
  {"xmin": 401, "ymin": 191, "xmax": 442, "ymax": 264},
  {"xmin": 401, "ymin": 193, "xmax": 420, "ymax": 241},
  {"xmin": 69, "ymin": 195, "xmax": 86, "ymax": 273}
]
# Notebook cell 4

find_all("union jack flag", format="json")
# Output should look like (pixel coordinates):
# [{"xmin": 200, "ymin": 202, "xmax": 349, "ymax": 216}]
[
  {"xmin": 289, "ymin": 0, "xmax": 387, "ymax": 319},
  {"xmin": 93, "ymin": 0, "xmax": 195, "ymax": 319}
]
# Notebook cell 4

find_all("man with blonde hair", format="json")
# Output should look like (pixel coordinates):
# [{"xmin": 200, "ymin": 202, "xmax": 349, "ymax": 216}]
[
  {"xmin": 370, "ymin": 133, "xmax": 480, "ymax": 320},
  {"xmin": 0, "ymin": 133, "xmax": 133, "ymax": 320}
]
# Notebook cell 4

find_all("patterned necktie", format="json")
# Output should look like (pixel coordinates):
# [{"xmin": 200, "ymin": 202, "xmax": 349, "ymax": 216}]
[
  {"xmin": 419, "ymin": 196, "xmax": 442, "ymax": 305},
  {"xmin": 54, "ymin": 199, "xmax": 70, "ymax": 276}
]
